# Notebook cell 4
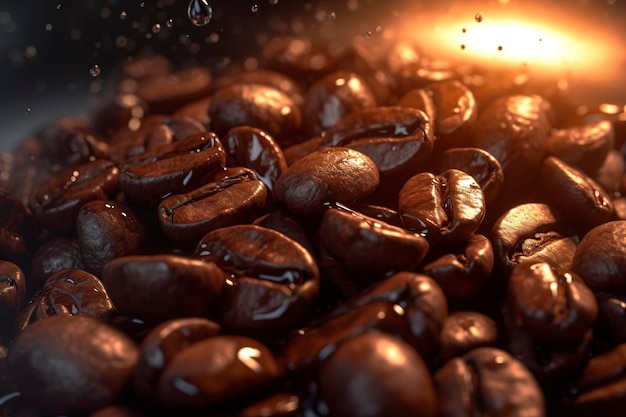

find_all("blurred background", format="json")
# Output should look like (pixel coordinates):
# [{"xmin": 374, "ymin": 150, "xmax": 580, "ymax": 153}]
[{"xmin": 1, "ymin": 0, "xmax": 625, "ymax": 150}]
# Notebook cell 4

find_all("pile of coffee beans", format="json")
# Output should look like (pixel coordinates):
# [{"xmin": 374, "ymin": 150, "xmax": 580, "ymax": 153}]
[{"xmin": 1, "ymin": 33, "xmax": 626, "ymax": 417}]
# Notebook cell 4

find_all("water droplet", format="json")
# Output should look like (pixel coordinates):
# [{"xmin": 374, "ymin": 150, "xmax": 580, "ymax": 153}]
[
  {"xmin": 268, "ymin": 0, "xmax": 278, "ymax": 4},
  {"xmin": 187, "ymin": 0, "xmax": 212, "ymax": 26},
  {"xmin": 462, "ymin": 27, "xmax": 466, "ymax": 33},
  {"xmin": 375, "ymin": 25, "xmax": 382, "ymax": 33},
  {"xmin": 56, "ymin": 3, "xmax": 61, "ymax": 10},
  {"xmin": 475, "ymin": 12, "xmax": 483, "ymax": 22},
  {"xmin": 166, "ymin": 18, "xmax": 174, "ymax": 28},
  {"xmin": 45, "ymin": 23, "xmax": 53, "ymax": 31},
  {"xmin": 152, "ymin": 23, "xmax": 161, "ymax": 33},
  {"xmin": 24, "ymin": 107, "xmax": 31, "ymax": 115},
  {"xmin": 140, "ymin": 2, "xmax": 145, "ymax": 7},
  {"xmin": 328, "ymin": 11, "xmax": 336, "ymax": 21},
  {"xmin": 364, "ymin": 31, "xmax": 372, "ymax": 39},
  {"xmin": 89, "ymin": 64, "xmax": 101, "ymax": 77},
  {"xmin": 120, "ymin": 10, "xmax": 127, "ymax": 19},
  {"xmin": 251, "ymin": 4, "xmax": 259, "ymax": 12},
  {"xmin": 460, "ymin": 44, "xmax": 466, "ymax": 50},
  {"xmin": 497, "ymin": 45, "xmax": 503, "ymax": 51}
]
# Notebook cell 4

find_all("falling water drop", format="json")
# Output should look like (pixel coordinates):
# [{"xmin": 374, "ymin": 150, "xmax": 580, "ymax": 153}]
[
  {"xmin": 120, "ymin": 11, "xmax": 127, "ymax": 19},
  {"xmin": 364, "ymin": 31, "xmax": 372, "ymax": 39},
  {"xmin": 89, "ymin": 64, "xmax": 101, "ymax": 77},
  {"xmin": 187, "ymin": 0, "xmax": 213, "ymax": 27},
  {"xmin": 166, "ymin": 18, "xmax": 174, "ymax": 28},
  {"xmin": 497, "ymin": 45, "xmax": 503, "ymax": 51},
  {"xmin": 56, "ymin": 3, "xmax": 61, "ymax": 10},
  {"xmin": 475, "ymin": 12, "xmax": 483, "ymax": 22},
  {"xmin": 24, "ymin": 107, "xmax": 31, "ymax": 115},
  {"xmin": 251, "ymin": 4, "xmax": 259, "ymax": 12},
  {"xmin": 328, "ymin": 11, "xmax": 336, "ymax": 21},
  {"xmin": 152, "ymin": 23, "xmax": 161, "ymax": 33}
]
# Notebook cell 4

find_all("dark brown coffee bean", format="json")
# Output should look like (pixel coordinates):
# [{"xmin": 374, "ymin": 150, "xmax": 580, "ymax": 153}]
[
  {"xmin": 282, "ymin": 136, "xmax": 325, "ymax": 166},
  {"xmin": 399, "ymin": 169, "xmax": 485, "ymax": 243},
  {"xmin": 572, "ymin": 220, "xmax": 626, "ymax": 292},
  {"xmin": 209, "ymin": 83, "xmax": 302, "ymax": 147},
  {"xmin": 595, "ymin": 292, "xmax": 626, "ymax": 345},
  {"xmin": 0, "ymin": 261, "xmax": 25, "ymax": 338},
  {"xmin": 437, "ymin": 311, "xmax": 499, "ymax": 364},
  {"xmin": 435, "ymin": 347, "xmax": 546, "ymax": 417},
  {"xmin": 30, "ymin": 159, "xmax": 119, "ymax": 234},
  {"xmin": 134, "ymin": 317, "xmax": 220, "ymax": 401},
  {"xmin": 119, "ymin": 132, "xmax": 226, "ymax": 205},
  {"xmin": 594, "ymin": 149, "xmax": 625, "ymax": 197},
  {"xmin": 254, "ymin": 209, "xmax": 317, "ymax": 256},
  {"xmin": 303, "ymin": 71, "xmax": 377, "ymax": 138},
  {"xmin": 172, "ymin": 96, "xmax": 212, "ymax": 127},
  {"xmin": 214, "ymin": 69, "xmax": 304, "ymax": 107},
  {"xmin": 540, "ymin": 157, "xmax": 612, "ymax": 234},
  {"xmin": 319, "ymin": 205, "xmax": 429, "ymax": 279},
  {"xmin": 0, "ymin": 189, "xmax": 35, "ymax": 241},
  {"xmin": 237, "ymin": 392, "xmax": 300, "ymax": 417},
  {"xmin": 318, "ymin": 331, "xmax": 437, "ymax": 417},
  {"xmin": 157, "ymin": 335, "xmax": 282, "ymax": 407},
  {"xmin": 0, "ymin": 229, "xmax": 29, "ymax": 274},
  {"xmin": 274, "ymin": 147, "xmax": 379, "ymax": 215},
  {"xmin": 396, "ymin": 88, "xmax": 437, "ymax": 123},
  {"xmin": 7, "ymin": 315, "xmax": 138, "ymax": 416},
  {"xmin": 194, "ymin": 224, "xmax": 319, "ymax": 332},
  {"xmin": 30, "ymin": 238, "xmax": 84, "ymax": 290},
  {"xmin": 546, "ymin": 120, "xmax": 614, "ymax": 176},
  {"xmin": 223, "ymin": 126, "xmax": 288, "ymax": 193},
  {"xmin": 260, "ymin": 35, "xmax": 338, "ymax": 80},
  {"xmin": 491, "ymin": 203, "xmax": 578, "ymax": 274},
  {"xmin": 422, "ymin": 234, "xmax": 494, "ymax": 301},
  {"xmin": 91, "ymin": 93, "xmax": 150, "ymax": 137},
  {"xmin": 102, "ymin": 255, "xmax": 224, "ymax": 322},
  {"xmin": 434, "ymin": 147, "xmax": 504, "ymax": 205},
  {"xmin": 159, "ymin": 167, "xmax": 267, "ymax": 250},
  {"xmin": 507, "ymin": 262, "xmax": 597, "ymax": 344},
  {"xmin": 77, "ymin": 200, "xmax": 149, "ymax": 277}
]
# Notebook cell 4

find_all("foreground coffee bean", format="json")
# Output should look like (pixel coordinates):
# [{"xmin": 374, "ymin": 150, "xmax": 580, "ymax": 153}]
[
  {"xmin": 0, "ymin": 261, "xmax": 25, "ymax": 339},
  {"xmin": 317, "ymin": 331, "xmax": 437, "ymax": 417},
  {"xmin": 7, "ymin": 315, "xmax": 138, "ymax": 416},
  {"xmin": 436, "ymin": 311, "xmax": 499, "ymax": 364}
]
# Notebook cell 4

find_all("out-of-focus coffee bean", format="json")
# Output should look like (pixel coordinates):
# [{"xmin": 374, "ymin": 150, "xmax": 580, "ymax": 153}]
[
  {"xmin": 274, "ymin": 147, "xmax": 379, "ymax": 215},
  {"xmin": 209, "ymin": 83, "xmax": 302, "ymax": 147},
  {"xmin": 572, "ymin": 220, "xmax": 626, "ymax": 292},
  {"xmin": 89, "ymin": 405, "xmax": 147, "ymax": 417},
  {"xmin": 7, "ymin": 315, "xmax": 138, "ymax": 416},
  {"xmin": 595, "ymin": 292, "xmax": 626, "ymax": 346},
  {"xmin": 0, "ymin": 261, "xmax": 25, "ymax": 338},
  {"xmin": 0, "ymin": 229, "xmax": 29, "ymax": 272},
  {"xmin": 30, "ymin": 238, "xmax": 84, "ymax": 290},
  {"xmin": 254, "ymin": 209, "xmax": 317, "ymax": 256},
  {"xmin": 594, "ymin": 149, "xmax": 625, "ymax": 197},
  {"xmin": 91, "ymin": 93, "xmax": 150, "ymax": 137},
  {"xmin": 214, "ymin": 69, "xmax": 304, "ymax": 107},
  {"xmin": 399, "ymin": 169, "xmax": 485, "ymax": 244},
  {"xmin": 541, "ymin": 157, "xmax": 613, "ymax": 234},
  {"xmin": 237, "ymin": 392, "xmax": 300, "ymax": 417},
  {"xmin": 0, "ymin": 188, "xmax": 35, "ymax": 241},
  {"xmin": 159, "ymin": 167, "xmax": 267, "ymax": 250},
  {"xmin": 386, "ymin": 41, "xmax": 454, "ymax": 91},
  {"xmin": 303, "ymin": 71, "xmax": 377, "ymax": 138},
  {"xmin": 134, "ymin": 317, "xmax": 220, "ymax": 401},
  {"xmin": 396, "ymin": 88, "xmax": 437, "ymax": 124},
  {"xmin": 435, "ymin": 347, "xmax": 546, "ymax": 417},
  {"xmin": 437, "ymin": 311, "xmax": 499, "ymax": 365},
  {"xmin": 317, "ymin": 331, "xmax": 437, "ymax": 417},
  {"xmin": 171, "ymin": 96, "xmax": 212, "ymax": 127},
  {"xmin": 260, "ymin": 35, "xmax": 338, "ymax": 81},
  {"xmin": 77, "ymin": 200, "xmax": 149, "ymax": 277},
  {"xmin": 157, "ymin": 335, "xmax": 282, "ymax": 407}
]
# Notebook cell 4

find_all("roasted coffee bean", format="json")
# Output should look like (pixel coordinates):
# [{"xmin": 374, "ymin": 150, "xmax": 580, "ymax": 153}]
[
  {"xmin": 214, "ymin": 69, "xmax": 304, "ymax": 107},
  {"xmin": 116, "ymin": 54, "xmax": 173, "ymax": 83},
  {"xmin": 119, "ymin": 132, "xmax": 226, "ymax": 205},
  {"xmin": 396, "ymin": 88, "xmax": 437, "ymax": 124},
  {"xmin": 0, "ymin": 189, "xmax": 35, "ymax": 240},
  {"xmin": 422, "ymin": 234, "xmax": 494, "ymax": 301},
  {"xmin": 303, "ymin": 71, "xmax": 377, "ymax": 138},
  {"xmin": 572, "ymin": 220, "xmax": 626, "ymax": 293},
  {"xmin": 0, "ymin": 229, "xmax": 29, "ymax": 271},
  {"xmin": 594, "ymin": 149, "xmax": 625, "ymax": 197},
  {"xmin": 7, "ymin": 315, "xmax": 138, "ymax": 416},
  {"xmin": 595, "ymin": 292, "xmax": 626, "ymax": 346},
  {"xmin": 399, "ymin": 169, "xmax": 486, "ymax": 243},
  {"xmin": 237, "ymin": 392, "xmax": 300, "ymax": 417},
  {"xmin": 157, "ymin": 335, "xmax": 282, "ymax": 408},
  {"xmin": 545, "ymin": 120, "xmax": 614, "ymax": 176},
  {"xmin": 434, "ymin": 147, "xmax": 504, "ymax": 205},
  {"xmin": 282, "ymin": 136, "xmax": 325, "ymax": 166},
  {"xmin": 135, "ymin": 67, "xmax": 212, "ymax": 114},
  {"xmin": 254, "ymin": 209, "xmax": 317, "ymax": 256},
  {"xmin": 194, "ymin": 224, "xmax": 319, "ymax": 332},
  {"xmin": 321, "ymin": 106, "xmax": 434, "ymax": 179},
  {"xmin": 472, "ymin": 94, "xmax": 552, "ymax": 192},
  {"xmin": 91, "ymin": 93, "xmax": 150, "ymax": 137},
  {"xmin": 507, "ymin": 262, "xmax": 597, "ymax": 344},
  {"xmin": 30, "ymin": 238, "xmax": 84, "ymax": 290},
  {"xmin": 77, "ymin": 200, "xmax": 149, "ymax": 277},
  {"xmin": 0, "ymin": 261, "xmax": 25, "ymax": 338},
  {"xmin": 209, "ymin": 83, "xmax": 302, "ymax": 147},
  {"xmin": 134, "ymin": 317, "xmax": 221, "ymax": 401},
  {"xmin": 385, "ymin": 41, "xmax": 453, "ymax": 91},
  {"xmin": 102, "ymin": 255, "xmax": 224, "ymax": 322},
  {"xmin": 540, "ymin": 157, "xmax": 613, "ymax": 234},
  {"xmin": 437, "ymin": 311, "xmax": 499, "ymax": 365},
  {"xmin": 491, "ymin": 203, "xmax": 578, "ymax": 274},
  {"xmin": 30, "ymin": 159, "xmax": 119, "ymax": 234},
  {"xmin": 172, "ymin": 96, "xmax": 212, "ymax": 127},
  {"xmin": 349, "ymin": 203, "xmax": 404, "ymax": 228},
  {"xmin": 223, "ymin": 126, "xmax": 288, "ymax": 193},
  {"xmin": 319, "ymin": 205, "xmax": 429, "ymax": 279},
  {"xmin": 159, "ymin": 167, "xmax": 267, "ymax": 250},
  {"xmin": 434, "ymin": 347, "xmax": 546, "ymax": 417},
  {"xmin": 317, "ymin": 331, "xmax": 437, "ymax": 417},
  {"xmin": 260, "ymin": 35, "xmax": 338, "ymax": 80},
  {"xmin": 274, "ymin": 147, "xmax": 379, "ymax": 215},
  {"xmin": 563, "ymin": 342, "xmax": 626, "ymax": 417}
]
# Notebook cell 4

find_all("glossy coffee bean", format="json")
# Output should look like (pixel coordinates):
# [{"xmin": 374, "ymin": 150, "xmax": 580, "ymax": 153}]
[
  {"xmin": 157, "ymin": 335, "xmax": 282, "ymax": 407},
  {"xmin": 507, "ymin": 262, "xmax": 597, "ymax": 344},
  {"xmin": 595, "ymin": 292, "xmax": 626, "ymax": 345},
  {"xmin": 491, "ymin": 203, "xmax": 577, "ymax": 274},
  {"xmin": 254, "ymin": 209, "xmax": 317, "ymax": 256},
  {"xmin": 214, "ymin": 69, "xmax": 304, "ymax": 107},
  {"xmin": 237, "ymin": 392, "xmax": 300, "ymax": 417},
  {"xmin": 437, "ymin": 311, "xmax": 499, "ymax": 364},
  {"xmin": 0, "ymin": 261, "xmax": 25, "ymax": 337},
  {"xmin": 30, "ymin": 159, "xmax": 119, "ymax": 234},
  {"xmin": 396, "ymin": 88, "xmax": 437, "ymax": 125},
  {"xmin": 209, "ymin": 83, "xmax": 302, "ymax": 147},
  {"xmin": 318, "ymin": 331, "xmax": 437, "ymax": 417},
  {"xmin": 572, "ymin": 220, "xmax": 626, "ymax": 292},
  {"xmin": 194, "ymin": 225, "xmax": 319, "ymax": 331},
  {"xmin": 0, "ymin": 189, "xmax": 35, "ymax": 241},
  {"xmin": 303, "ymin": 71, "xmax": 377, "ymax": 138},
  {"xmin": 134, "ymin": 317, "xmax": 221, "ymax": 401},
  {"xmin": 102, "ymin": 255, "xmax": 224, "ymax": 322},
  {"xmin": 274, "ymin": 147, "xmax": 379, "ymax": 215},
  {"xmin": 0, "ymin": 229, "xmax": 29, "ymax": 270},
  {"xmin": 319, "ymin": 205, "xmax": 429, "ymax": 278},
  {"xmin": 540, "ymin": 157, "xmax": 612, "ymax": 234},
  {"xmin": 435, "ymin": 347, "xmax": 546, "ymax": 417},
  {"xmin": 77, "ymin": 200, "xmax": 149, "ymax": 277},
  {"xmin": 399, "ymin": 169, "xmax": 485, "ymax": 243},
  {"xmin": 159, "ymin": 167, "xmax": 267, "ymax": 250},
  {"xmin": 30, "ymin": 238, "xmax": 84, "ymax": 290},
  {"xmin": 223, "ymin": 126, "xmax": 288, "ymax": 193},
  {"xmin": 422, "ymin": 234, "xmax": 494, "ymax": 301},
  {"xmin": 434, "ymin": 147, "xmax": 504, "ymax": 205},
  {"xmin": 119, "ymin": 132, "xmax": 226, "ymax": 206},
  {"xmin": 7, "ymin": 315, "xmax": 138, "ymax": 416}
]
